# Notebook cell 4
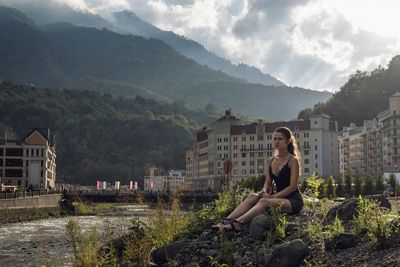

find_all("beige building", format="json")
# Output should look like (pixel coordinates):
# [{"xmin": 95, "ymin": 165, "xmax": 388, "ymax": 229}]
[
  {"xmin": 186, "ymin": 110, "xmax": 339, "ymax": 191},
  {"xmin": 339, "ymin": 93, "xmax": 400, "ymax": 176},
  {"xmin": 0, "ymin": 129, "xmax": 57, "ymax": 190},
  {"xmin": 144, "ymin": 167, "xmax": 186, "ymax": 192}
]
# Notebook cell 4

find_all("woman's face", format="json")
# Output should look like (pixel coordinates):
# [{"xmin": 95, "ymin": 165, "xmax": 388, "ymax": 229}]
[{"xmin": 273, "ymin": 132, "xmax": 289, "ymax": 150}]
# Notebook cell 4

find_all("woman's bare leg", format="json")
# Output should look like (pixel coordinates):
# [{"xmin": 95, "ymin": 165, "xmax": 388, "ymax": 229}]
[
  {"xmin": 226, "ymin": 193, "xmax": 261, "ymax": 220},
  {"xmin": 236, "ymin": 198, "xmax": 292, "ymax": 223}
]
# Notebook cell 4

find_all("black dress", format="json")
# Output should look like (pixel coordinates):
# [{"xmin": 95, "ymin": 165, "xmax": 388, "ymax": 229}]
[{"xmin": 269, "ymin": 155, "xmax": 304, "ymax": 214}]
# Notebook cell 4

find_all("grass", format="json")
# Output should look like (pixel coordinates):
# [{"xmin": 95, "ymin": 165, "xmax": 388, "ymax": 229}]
[{"xmin": 73, "ymin": 202, "xmax": 122, "ymax": 215}]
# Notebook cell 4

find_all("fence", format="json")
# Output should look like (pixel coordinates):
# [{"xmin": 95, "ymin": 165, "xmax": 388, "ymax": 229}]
[{"xmin": 0, "ymin": 189, "xmax": 61, "ymax": 200}]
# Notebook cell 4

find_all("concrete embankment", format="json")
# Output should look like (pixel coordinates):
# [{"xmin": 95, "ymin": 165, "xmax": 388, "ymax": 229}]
[{"xmin": 0, "ymin": 194, "xmax": 62, "ymax": 223}]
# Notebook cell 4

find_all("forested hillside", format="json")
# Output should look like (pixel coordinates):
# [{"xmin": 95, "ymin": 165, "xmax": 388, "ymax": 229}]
[
  {"xmin": 0, "ymin": 82, "xmax": 214, "ymax": 185},
  {"xmin": 0, "ymin": 6, "xmax": 331, "ymax": 120},
  {"xmin": 298, "ymin": 56, "xmax": 400, "ymax": 129}
]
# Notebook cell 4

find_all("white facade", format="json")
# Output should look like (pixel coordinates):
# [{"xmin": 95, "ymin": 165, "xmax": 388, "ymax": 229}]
[
  {"xmin": 144, "ymin": 168, "xmax": 186, "ymax": 192},
  {"xmin": 0, "ymin": 129, "xmax": 56, "ymax": 190}
]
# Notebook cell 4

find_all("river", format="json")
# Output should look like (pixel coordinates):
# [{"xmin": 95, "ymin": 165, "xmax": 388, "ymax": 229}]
[{"xmin": 0, "ymin": 205, "xmax": 151, "ymax": 267}]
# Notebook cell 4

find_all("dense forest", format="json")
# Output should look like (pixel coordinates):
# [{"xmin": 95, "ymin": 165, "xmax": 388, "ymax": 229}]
[
  {"xmin": 0, "ymin": 5, "xmax": 331, "ymax": 120},
  {"xmin": 0, "ymin": 82, "xmax": 214, "ymax": 185},
  {"xmin": 298, "ymin": 56, "xmax": 400, "ymax": 129}
]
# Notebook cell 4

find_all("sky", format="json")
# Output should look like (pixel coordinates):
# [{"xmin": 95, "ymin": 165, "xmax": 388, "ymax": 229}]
[{"xmin": 6, "ymin": 0, "xmax": 400, "ymax": 92}]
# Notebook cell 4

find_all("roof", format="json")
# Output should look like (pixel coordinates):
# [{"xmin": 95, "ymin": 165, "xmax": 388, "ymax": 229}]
[
  {"xmin": 264, "ymin": 120, "xmax": 310, "ymax": 132},
  {"xmin": 231, "ymin": 124, "xmax": 257, "ymax": 135}
]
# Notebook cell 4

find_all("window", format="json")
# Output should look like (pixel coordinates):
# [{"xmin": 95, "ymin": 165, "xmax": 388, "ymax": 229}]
[
  {"xmin": 258, "ymin": 135, "xmax": 264, "ymax": 141},
  {"xmin": 304, "ymin": 168, "xmax": 309, "ymax": 173},
  {"xmin": 250, "ymin": 152, "xmax": 254, "ymax": 157},
  {"xmin": 234, "ymin": 145, "xmax": 238, "ymax": 150},
  {"xmin": 242, "ymin": 153, "xmax": 246, "ymax": 158},
  {"xmin": 233, "ymin": 137, "xmax": 238, "ymax": 142},
  {"xmin": 242, "ymin": 161, "xmax": 246, "ymax": 166},
  {"xmin": 258, "ymin": 144, "xmax": 263, "ymax": 150},
  {"xmin": 315, "ymin": 163, "xmax": 318, "ymax": 168},
  {"xmin": 242, "ymin": 136, "xmax": 246, "ymax": 141},
  {"xmin": 304, "ymin": 159, "xmax": 309, "ymax": 164},
  {"xmin": 241, "ymin": 169, "xmax": 246, "ymax": 174},
  {"xmin": 224, "ymin": 137, "xmax": 228, "ymax": 142},
  {"xmin": 224, "ymin": 145, "xmax": 228, "ymax": 150},
  {"xmin": 217, "ymin": 137, "xmax": 222, "ymax": 143},
  {"xmin": 258, "ymin": 152, "xmax": 264, "ymax": 157},
  {"xmin": 267, "ymin": 135, "xmax": 272, "ymax": 140},
  {"xmin": 304, "ymin": 150, "xmax": 309, "ymax": 155},
  {"xmin": 242, "ymin": 130, "xmax": 246, "ymax": 135},
  {"xmin": 315, "ymin": 154, "xmax": 318, "ymax": 159},
  {"xmin": 250, "ymin": 161, "xmax": 255, "ymax": 166},
  {"xmin": 233, "ymin": 153, "xmax": 238, "ymax": 158},
  {"xmin": 224, "ymin": 154, "xmax": 228, "ymax": 159},
  {"xmin": 315, "ymin": 145, "xmax": 318, "ymax": 150},
  {"xmin": 250, "ymin": 136, "xmax": 255, "ymax": 141},
  {"xmin": 234, "ymin": 161, "xmax": 238, "ymax": 166}
]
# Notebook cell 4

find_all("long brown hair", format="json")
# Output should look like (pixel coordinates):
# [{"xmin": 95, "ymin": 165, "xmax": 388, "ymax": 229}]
[{"xmin": 274, "ymin": 127, "xmax": 300, "ymax": 158}]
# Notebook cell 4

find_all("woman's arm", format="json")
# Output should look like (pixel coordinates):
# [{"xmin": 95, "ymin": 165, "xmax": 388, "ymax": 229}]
[
  {"xmin": 260, "ymin": 158, "xmax": 273, "ymax": 196},
  {"xmin": 271, "ymin": 157, "xmax": 300, "ymax": 198}
]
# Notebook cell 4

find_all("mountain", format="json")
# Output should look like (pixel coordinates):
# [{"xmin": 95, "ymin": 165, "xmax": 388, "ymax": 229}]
[
  {"xmin": 2, "ymin": 0, "xmax": 114, "ymax": 29},
  {"xmin": 112, "ymin": 10, "xmax": 286, "ymax": 87},
  {"xmin": 2, "ymin": 1, "xmax": 285, "ymax": 87},
  {"xmin": 298, "ymin": 56, "xmax": 400, "ymax": 129},
  {"xmin": 0, "ymin": 6, "xmax": 331, "ymax": 120}
]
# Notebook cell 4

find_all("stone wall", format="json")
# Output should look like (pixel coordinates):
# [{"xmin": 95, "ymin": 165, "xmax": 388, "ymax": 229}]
[{"xmin": 0, "ymin": 194, "xmax": 61, "ymax": 209}]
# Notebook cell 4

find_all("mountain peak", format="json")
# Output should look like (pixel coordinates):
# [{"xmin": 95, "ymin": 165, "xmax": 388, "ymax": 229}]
[{"xmin": 0, "ymin": 5, "xmax": 37, "ymax": 28}]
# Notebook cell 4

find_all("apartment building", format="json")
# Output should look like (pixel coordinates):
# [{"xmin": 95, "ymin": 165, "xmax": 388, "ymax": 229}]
[
  {"xmin": 339, "ymin": 93, "xmax": 400, "ymax": 176},
  {"xmin": 143, "ymin": 167, "xmax": 186, "ymax": 192},
  {"xmin": 0, "ymin": 128, "xmax": 56, "ymax": 189},
  {"xmin": 186, "ymin": 109, "xmax": 339, "ymax": 191}
]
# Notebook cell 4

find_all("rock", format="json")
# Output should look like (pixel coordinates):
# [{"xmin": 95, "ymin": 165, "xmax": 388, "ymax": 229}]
[
  {"xmin": 264, "ymin": 239, "xmax": 309, "ymax": 267},
  {"xmin": 249, "ymin": 214, "xmax": 270, "ymax": 240},
  {"xmin": 326, "ymin": 194, "xmax": 391, "ymax": 223},
  {"xmin": 150, "ymin": 239, "xmax": 188, "ymax": 265},
  {"xmin": 324, "ymin": 232, "xmax": 356, "ymax": 250},
  {"xmin": 285, "ymin": 223, "xmax": 298, "ymax": 235}
]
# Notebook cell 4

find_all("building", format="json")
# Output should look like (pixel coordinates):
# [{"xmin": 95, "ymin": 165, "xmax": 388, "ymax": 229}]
[
  {"xmin": 143, "ymin": 167, "xmax": 186, "ymax": 192},
  {"xmin": 0, "ymin": 128, "xmax": 57, "ymax": 190},
  {"xmin": 186, "ymin": 109, "xmax": 339, "ymax": 192},
  {"xmin": 339, "ymin": 93, "xmax": 400, "ymax": 176}
]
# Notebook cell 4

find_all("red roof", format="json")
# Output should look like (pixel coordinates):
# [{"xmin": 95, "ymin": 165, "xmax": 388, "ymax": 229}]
[
  {"xmin": 231, "ymin": 124, "xmax": 257, "ymax": 135},
  {"xmin": 196, "ymin": 131, "xmax": 208, "ymax": 141},
  {"xmin": 264, "ymin": 120, "xmax": 310, "ymax": 132}
]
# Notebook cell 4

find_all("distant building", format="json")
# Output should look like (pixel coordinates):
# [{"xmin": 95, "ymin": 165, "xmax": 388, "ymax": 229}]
[
  {"xmin": 143, "ymin": 166, "xmax": 186, "ymax": 192},
  {"xmin": 339, "ymin": 93, "xmax": 400, "ymax": 176},
  {"xmin": 186, "ymin": 109, "xmax": 339, "ymax": 192},
  {"xmin": 0, "ymin": 128, "xmax": 56, "ymax": 189}
]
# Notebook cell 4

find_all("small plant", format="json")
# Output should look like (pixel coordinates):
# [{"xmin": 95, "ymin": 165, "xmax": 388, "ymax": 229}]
[
  {"xmin": 306, "ymin": 218, "xmax": 324, "ymax": 248},
  {"xmin": 352, "ymin": 196, "xmax": 399, "ymax": 249},
  {"xmin": 325, "ymin": 215, "xmax": 344, "ymax": 240},
  {"xmin": 264, "ymin": 203, "xmax": 288, "ymax": 247}
]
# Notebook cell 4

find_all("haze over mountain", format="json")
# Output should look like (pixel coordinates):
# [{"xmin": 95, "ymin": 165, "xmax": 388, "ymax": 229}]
[
  {"xmin": 2, "ymin": 0, "xmax": 284, "ymax": 87},
  {"xmin": 0, "ymin": 6, "xmax": 331, "ymax": 120}
]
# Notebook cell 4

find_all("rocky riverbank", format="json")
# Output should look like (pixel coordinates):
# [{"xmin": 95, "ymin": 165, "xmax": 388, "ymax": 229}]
[{"xmin": 149, "ymin": 195, "xmax": 400, "ymax": 266}]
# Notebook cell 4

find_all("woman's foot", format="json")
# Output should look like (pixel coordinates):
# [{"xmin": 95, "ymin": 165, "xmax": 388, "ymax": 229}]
[
  {"xmin": 219, "ymin": 219, "xmax": 243, "ymax": 233},
  {"xmin": 211, "ymin": 218, "xmax": 232, "ymax": 230}
]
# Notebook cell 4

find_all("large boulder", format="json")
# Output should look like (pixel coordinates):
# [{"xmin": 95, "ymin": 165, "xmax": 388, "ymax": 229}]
[
  {"xmin": 326, "ymin": 194, "xmax": 391, "ymax": 223},
  {"xmin": 324, "ymin": 232, "xmax": 356, "ymax": 250},
  {"xmin": 264, "ymin": 239, "xmax": 309, "ymax": 267},
  {"xmin": 150, "ymin": 239, "xmax": 188, "ymax": 265}
]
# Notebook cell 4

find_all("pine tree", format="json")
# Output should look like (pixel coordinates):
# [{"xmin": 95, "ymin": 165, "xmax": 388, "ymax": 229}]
[
  {"xmin": 345, "ymin": 173, "xmax": 353, "ymax": 197},
  {"xmin": 363, "ymin": 176, "xmax": 374, "ymax": 195},
  {"xmin": 336, "ymin": 176, "xmax": 345, "ymax": 197},
  {"xmin": 353, "ymin": 175, "xmax": 362, "ymax": 197},
  {"xmin": 374, "ymin": 176, "xmax": 385, "ymax": 194},
  {"xmin": 389, "ymin": 173, "xmax": 397, "ymax": 191},
  {"xmin": 326, "ymin": 176, "xmax": 335, "ymax": 199}
]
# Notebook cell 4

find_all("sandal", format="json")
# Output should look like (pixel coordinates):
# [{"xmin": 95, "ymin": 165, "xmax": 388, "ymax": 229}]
[
  {"xmin": 211, "ymin": 218, "xmax": 232, "ymax": 230},
  {"xmin": 221, "ymin": 219, "xmax": 242, "ymax": 233}
]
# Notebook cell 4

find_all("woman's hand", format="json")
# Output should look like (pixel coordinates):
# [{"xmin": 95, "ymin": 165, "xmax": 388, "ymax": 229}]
[{"xmin": 258, "ymin": 191, "xmax": 273, "ymax": 198}]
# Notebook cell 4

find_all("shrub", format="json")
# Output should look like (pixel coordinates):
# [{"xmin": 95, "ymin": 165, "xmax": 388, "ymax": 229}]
[
  {"xmin": 325, "ymin": 216, "xmax": 344, "ymax": 240},
  {"xmin": 352, "ymin": 196, "xmax": 400, "ymax": 249}
]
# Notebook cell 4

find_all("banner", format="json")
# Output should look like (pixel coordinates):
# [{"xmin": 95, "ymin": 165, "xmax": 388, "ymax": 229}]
[
  {"xmin": 96, "ymin": 181, "xmax": 101, "ymax": 190},
  {"xmin": 129, "ymin": 181, "xmax": 133, "ymax": 190},
  {"xmin": 115, "ymin": 180, "xmax": 120, "ymax": 190},
  {"xmin": 103, "ymin": 181, "xmax": 107, "ymax": 190},
  {"xmin": 134, "ymin": 181, "xmax": 138, "ymax": 190},
  {"xmin": 150, "ymin": 179, "xmax": 154, "ymax": 190}
]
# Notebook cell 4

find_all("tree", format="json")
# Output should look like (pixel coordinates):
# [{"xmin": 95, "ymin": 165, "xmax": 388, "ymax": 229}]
[
  {"xmin": 389, "ymin": 173, "xmax": 397, "ymax": 191},
  {"xmin": 374, "ymin": 176, "xmax": 385, "ymax": 194},
  {"xmin": 353, "ymin": 175, "xmax": 362, "ymax": 197},
  {"xmin": 344, "ymin": 173, "xmax": 353, "ymax": 197},
  {"xmin": 326, "ymin": 176, "xmax": 335, "ymax": 199},
  {"xmin": 300, "ymin": 178, "xmax": 308, "ymax": 193},
  {"xmin": 336, "ymin": 176, "xmax": 345, "ymax": 197},
  {"xmin": 363, "ymin": 176, "xmax": 374, "ymax": 196}
]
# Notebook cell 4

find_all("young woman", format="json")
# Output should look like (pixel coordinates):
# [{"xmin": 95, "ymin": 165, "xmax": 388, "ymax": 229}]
[{"xmin": 214, "ymin": 127, "xmax": 304, "ymax": 232}]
